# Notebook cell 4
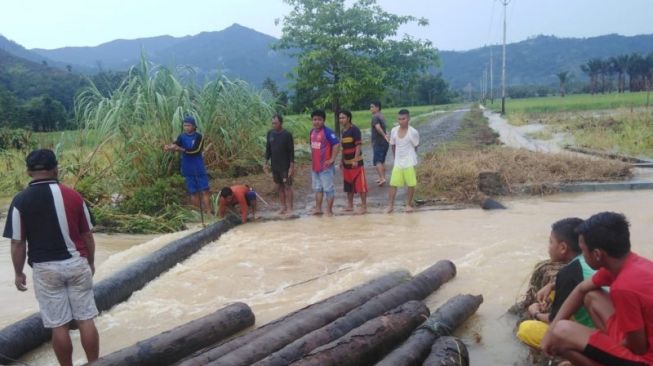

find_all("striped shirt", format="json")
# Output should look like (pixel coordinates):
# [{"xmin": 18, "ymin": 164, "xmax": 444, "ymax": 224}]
[{"xmin": 3, "ymin": 179, "xmax": 93, "ymax": 265}]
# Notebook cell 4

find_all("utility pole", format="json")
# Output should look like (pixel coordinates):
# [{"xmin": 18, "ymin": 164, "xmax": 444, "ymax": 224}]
[
  {"xmin": 501, "ymin": 0, "xmax": 510, "ymax": 115},
  {"xmin": 490, "ymin": 45, "xmax": 494, "ymax": 104}
]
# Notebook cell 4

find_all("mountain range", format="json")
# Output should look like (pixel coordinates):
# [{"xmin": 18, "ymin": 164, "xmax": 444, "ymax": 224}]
[{"xmin": 2, "ymin": 24, "xmax": 653, "ymax": 90}]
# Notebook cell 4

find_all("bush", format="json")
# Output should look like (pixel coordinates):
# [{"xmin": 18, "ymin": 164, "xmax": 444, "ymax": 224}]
[
  {"xmin": 120, "ymin": 175, "xmax": 187, "ymax": 215},
  {"xmin": 0, "ymin": 128, "xmax": 36, "ymax": 150}
]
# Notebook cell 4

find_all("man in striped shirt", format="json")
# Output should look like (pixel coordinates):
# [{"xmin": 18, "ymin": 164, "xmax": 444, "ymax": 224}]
[{"xmin": 3, "ymin": 149, "xmax": 99, "ymax": 366}]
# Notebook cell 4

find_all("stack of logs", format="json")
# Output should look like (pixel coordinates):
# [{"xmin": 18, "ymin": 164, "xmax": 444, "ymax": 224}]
[{"xmin": 86, "ymin": 260, "xmax": 483, "ymax": 366}]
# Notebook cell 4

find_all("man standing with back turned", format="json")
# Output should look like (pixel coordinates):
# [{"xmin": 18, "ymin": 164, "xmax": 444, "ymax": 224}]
[{"xmin": 3, "ymin": 149, "xmax": 99, "ymax": 366}]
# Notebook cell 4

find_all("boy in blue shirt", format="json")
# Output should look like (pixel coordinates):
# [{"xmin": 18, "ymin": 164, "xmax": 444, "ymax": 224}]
[{"xmin": 165, "ymin": 116, "xmax": 211, "ymax": 213}]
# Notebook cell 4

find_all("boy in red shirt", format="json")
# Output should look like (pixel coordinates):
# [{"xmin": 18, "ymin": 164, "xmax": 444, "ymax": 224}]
[{"xmin": 542, "ymin": 211, "xmax": 653, "ymax": 366}]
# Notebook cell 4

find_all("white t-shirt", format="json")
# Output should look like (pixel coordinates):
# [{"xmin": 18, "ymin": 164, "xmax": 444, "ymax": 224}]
[{"xmin": 390, "ymin": 125, "xmax": 419, "ymax": 168}]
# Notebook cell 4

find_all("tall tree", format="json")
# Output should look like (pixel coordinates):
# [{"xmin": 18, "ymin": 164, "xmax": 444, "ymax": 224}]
[
  {"xmin": 580, "ymin": 58, "xmax": 603, "ymax": 94},
  {"xmin": 556, "ymin": 71, "xmax": 572, "ymax": 97},
  {"xmin": 274, "ymin": 0, "xmax": 438, "ymax": 134},
  {"xmin": 611, "ymin": 54, "xmax": 629, "ymax": 93}
]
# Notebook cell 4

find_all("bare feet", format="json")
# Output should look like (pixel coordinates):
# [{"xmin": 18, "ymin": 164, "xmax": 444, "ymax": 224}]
[
  {"xmin": 310, "ymin": 208, "xmax": 323, "ymax": 215},
  {"xmin": 355, "ymin": 208, "xmax": 367, "ymax": 215},
  {"xmin": 377, "ymin": 179, "xmax": 386, "ymax": 186},
  {"xmin": 277, "ymin": 208, "xmax": 287, "ymax": 215},
  {"xmin": 343, "ymin": 206, "xmax": 354, "ymax": 212},
  {"xmin": 325, "ymin": 210, "xmax": 334, "ymax": 217},
  {"xmin": 385, "ymin": 206, "xmax": 394, "ymax": 214},
  {"xmin": 404, "ymin": 205, "xmax": 414, "ymax": 213}
]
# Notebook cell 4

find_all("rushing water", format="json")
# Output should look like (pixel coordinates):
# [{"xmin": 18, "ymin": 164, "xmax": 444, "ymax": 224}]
[{"xmin": 2, "ymin": 190, "xmax": 653, "ymax": 365}]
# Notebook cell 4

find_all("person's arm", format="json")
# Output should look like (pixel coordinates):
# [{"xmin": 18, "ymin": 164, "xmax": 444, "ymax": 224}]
[
  {"xmin": 536, "ymin": 282, "xmax": 555, "ymax": 305},
  {"xmin": 411, "ymin": 128, "xmax": 420, "ymax": 148},
  {"xmin": 288, "ymin": 133, "xmax": 295, "ymax": 177},
  {"xmin": 373, "ymin": 118, "xmax": 389, "ymax": 143},
  {"xmin": 542, "ymin": 278, "xmax": 598, "ymax": 355},
  {"xmin": 219, "ymin": 198, "xmax": 227, "ymax": 218},
  {"xmin": 263, "ymin": 133, "xmax": 271, "ymax": 175},
  {"xmin": 548, "ymin": 264, "xmax": 582, "ymax": 322},
  {"xmin": 327, "ymin": 143, "xmax": 341, "ymax": 167},
  {"xmin": 237, "ymin": 194, "xmax": 248, "ymax": 223},
  {"xmin": 81, "ymin": 232, "xmax": 96, "ymax": 275},
  {"xmin": 11, "ymin": 239, "xmax": 27, "ymax": 291}
]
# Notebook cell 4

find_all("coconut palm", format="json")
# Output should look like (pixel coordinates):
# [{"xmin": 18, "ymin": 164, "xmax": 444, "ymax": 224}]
[
  {"xmin": 556, "ymin": 71, "xmax": 572, "ymax": 97},
  {"xmin": 581, "ymin": 58, "xmax": 603, "ymax": 94}
]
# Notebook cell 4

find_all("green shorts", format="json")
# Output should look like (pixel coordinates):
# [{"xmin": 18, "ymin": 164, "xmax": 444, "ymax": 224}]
[{"xmin": 390, "ymin": 166, "xmax": 417, "ymax": 187}]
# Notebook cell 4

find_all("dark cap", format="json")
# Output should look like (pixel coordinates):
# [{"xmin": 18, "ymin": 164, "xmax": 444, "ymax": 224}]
[
  {"xmin": 183, "ymin": 115, "xmax": 196, "ymax": 127},
  {"xmin": 26, "ymin": 149, "xmax": 58, "ymax": 171}
]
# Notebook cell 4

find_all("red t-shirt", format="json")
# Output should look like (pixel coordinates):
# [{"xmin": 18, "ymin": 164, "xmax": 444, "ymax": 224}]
[
  {"xmin": 310, "ymin": 126, "xmax": 339, "ymax": 173},
  {"xmin": 592, "ymin": 252, "xmax": 653, "ymax": 361}
]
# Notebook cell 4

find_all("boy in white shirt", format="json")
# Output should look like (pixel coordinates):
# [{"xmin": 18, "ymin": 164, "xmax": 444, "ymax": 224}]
[{"xmin": 385, "ymin": 109, "xmax": 420, "ymax": 213}]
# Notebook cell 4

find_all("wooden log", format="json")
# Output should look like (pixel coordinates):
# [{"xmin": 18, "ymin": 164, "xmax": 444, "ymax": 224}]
[
  {"xmin": 0, "ymin": 217, "xmax": 239, "ymax": 365},
  {"xmin": 290, "ymin": 301, "xmax": 430, "ymax": 366},
  {"xmin": 175, "ymin": 270, "xmax": 411, "ymax": 366},
  {"xmin": 375, "ymin": 294, "xmax": 483, "ymax": 366},
  {"xmin": 250, "ymin": 260, "xmax": 456, "ymax": 366},
  {"xmin": 86, "ymin": 302, "xmax": 253, "ymax": 366},
  {"xmin": 422, "ymin": 336, "xmax": 469, "ymax": 366}
]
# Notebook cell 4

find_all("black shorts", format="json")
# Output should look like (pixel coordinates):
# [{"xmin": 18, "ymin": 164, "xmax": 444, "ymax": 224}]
[{"xmin": 272, "ymin": 168, "xmax": 292, "ymax": 186}]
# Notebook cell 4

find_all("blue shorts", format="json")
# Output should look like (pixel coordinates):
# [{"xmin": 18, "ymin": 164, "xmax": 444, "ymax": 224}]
[
  {"xmin": 311, "ymin": 166, "xmax": 335, "ymax": 198},
  {"xmin": 245, "ymin": 190, "xmax": 257, "ymax": 206},
  {"xmin": 184, "ymin": 174, "xmax": 210, "ymax": 194},
  {"xmin": 373, "ymin": 144, "xmax": 389, "ymax": 165}
]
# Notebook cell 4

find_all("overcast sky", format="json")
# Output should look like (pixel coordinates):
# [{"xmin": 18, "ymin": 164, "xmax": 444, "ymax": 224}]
[{"xmin": 1, "ymin": 0, "xmax": 652, "ymax": 51}]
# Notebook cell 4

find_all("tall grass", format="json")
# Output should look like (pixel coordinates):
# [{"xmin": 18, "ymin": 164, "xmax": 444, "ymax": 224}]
[{"xmin": 74, "ymin": 56, "xmax": 275, "ymax": 194}]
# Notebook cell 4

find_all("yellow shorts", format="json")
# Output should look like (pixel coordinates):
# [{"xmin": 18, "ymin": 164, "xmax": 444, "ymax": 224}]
[
  {"xmin": 516, "ymin": 320, "xmax": 549, "ymax": 349},
  {"xmin": 390, "ymin": 166, "xmax": 417, "ymax": 187}
]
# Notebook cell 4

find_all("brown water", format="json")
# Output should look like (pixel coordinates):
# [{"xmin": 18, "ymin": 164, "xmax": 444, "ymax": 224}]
[{"xmin": 3, "ymin": 191, "xmax": 653, "ymax": 366}]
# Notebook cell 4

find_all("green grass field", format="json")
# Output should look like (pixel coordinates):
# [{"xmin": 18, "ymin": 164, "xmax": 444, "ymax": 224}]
[
  {"xmin": 489, "ymin": 91, "xmax": 651, "ymax": 115},
  {"xmin": 486, "ymin": 92, "xmax": 653, "ymax": 158}
]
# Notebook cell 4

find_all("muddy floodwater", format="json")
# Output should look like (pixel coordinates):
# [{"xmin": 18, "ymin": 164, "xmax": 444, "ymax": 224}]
[{"xmin": 2, "ymin": 190, "xmax": 653, "ymax": 365}]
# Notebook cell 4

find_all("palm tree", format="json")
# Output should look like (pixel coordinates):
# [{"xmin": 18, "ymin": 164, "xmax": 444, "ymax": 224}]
[
  {"xmin": 556, "ymin": 71, "xmax": 572, "ymax": 97},
  {"xmin": 611, "ymin": 54, "xmax": 629, "ymax": 93},
  {"xmin": 581, "ymin": 58, "xmax": 603, "ymax": 94}
]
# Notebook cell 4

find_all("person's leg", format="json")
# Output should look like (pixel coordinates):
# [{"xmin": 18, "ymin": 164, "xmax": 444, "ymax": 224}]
[
  {"xmin": 52, "ymin": 325, "xmax": 73, "ymax": 366},
  {"xmin": 277, "ymin": 183, "xmax": 287, "ymax": 214},
  {"xmin": 584, "ymin": 289, "xmax": 613, "ymax": 332},
  {"xmin": 201, "ymin": 191, "xmax": 211, "ymax": 214},
  {"xmin": 314, "ymin": 192, "xmax": 323, "ymax": 214},
  {"xmin": 358, "ymin": 192, "xmax": 367, "ymax": 214},
  {"xmin": 190, "ymin": 193, "xmax": 200, "ymax": 209},
  {"xmin": 345, "ymin": 192, "xmax": 354, "ymax": 211},
  {"xmin": 77, "ymin": 319, "xmax": 99, "ymax": 362},
  {"xmin": 386, "ymin": 187, "xmax": 397, "ymax": 213},
  {"xmin": 546, "ymin": 320, "xmax": 594, "ymax": 358},
  {"xmin": 311, "ymin": 171, "xmax": 323, "ymax": 214},
  {"xmin": 405, "ymin": 166, "xmax": 417, "ymax": 212},
  {"xmin": 285, "ymin": 183, "xmax": 294, "ymax": 215},
  {"xmin": 375, "ymin": 163, "xmax": 386, "ymax": 185},
  {"xmin": 405, "ymin": 187, "xmax": 415, "ymax": 212},
  {"xmin": 251, "ymin": 199, "xmax": 257, "ymax": 220},
  {"xmin": 323, "ymin": 167, "xmax": 336, "ymax": 216}
]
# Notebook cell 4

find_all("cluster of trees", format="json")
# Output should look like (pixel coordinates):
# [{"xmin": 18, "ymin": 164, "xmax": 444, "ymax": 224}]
[
  {"xmin": 579, "ymin": 52, "xmax": 653, "ymax": 94},
  {"xmin": 0, "ymin": 48, "xmax": 127, "ymax": 132},
  {"xmin": 273, "ymin": 0, "xmax": 447, "ymax": 133}
]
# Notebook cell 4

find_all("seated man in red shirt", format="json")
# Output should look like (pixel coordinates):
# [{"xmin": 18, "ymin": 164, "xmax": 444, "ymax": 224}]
[
  {"xmin": 542, "ymin": 211, "xmax": 653, "ymax": 366},
  {"xmin": 218, "ymin": 185, "xmax": 257, "ymax": 224}
]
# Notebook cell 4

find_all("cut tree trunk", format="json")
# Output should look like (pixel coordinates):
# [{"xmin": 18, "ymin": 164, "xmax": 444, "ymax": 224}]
[
  {"xmin": 251, "ymin": 260, "xmax": 456, "ymax": 366},
  {"xmin": 0, "ymin": 218, "xmax": 239, "ymax": 365},
  {"xmin": 175, "ymin": 270, "xmax": 410, "ymax": 366},
  {"xmin": 422, "ymin": 336, "xmax": 469, "ymax": 366},
  {"xmin": 289, "ymin": 301, "xmax": 430, "ymax": 366},
  {"xmin": 375, "ymin": 294, "xmax": 483, "ymax": 366},
  {"xmin": 86, "ymin": 302, "xmax": 254, "ymax": 366}
]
